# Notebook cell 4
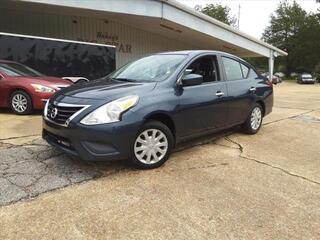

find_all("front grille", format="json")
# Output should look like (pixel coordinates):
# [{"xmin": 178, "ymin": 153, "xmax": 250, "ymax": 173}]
[{"xmin": 47, "ymin": 103, "xmax": 84, "ymax": 125}]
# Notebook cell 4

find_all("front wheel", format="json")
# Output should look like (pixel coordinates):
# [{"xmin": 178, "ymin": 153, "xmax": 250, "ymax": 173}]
[
  {"xmin": 131, "ymin": 120, "xmax": 174, "ymax": 169},
  {"xmin": 242, "ymin": 104, "xmax": 263, "ymax": 134},
  {"xmin": 75, "ymin": 79, "xmax": 88, "ymax": 84},
  {"xmin": 10, "ymin": 90, "xmax": 33, "ymax": 115}
]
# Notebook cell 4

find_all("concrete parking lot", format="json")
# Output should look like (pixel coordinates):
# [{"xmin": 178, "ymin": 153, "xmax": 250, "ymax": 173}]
[{"xmin": 0, "ymin": 81, "xmax": 320, "ymax": 239}]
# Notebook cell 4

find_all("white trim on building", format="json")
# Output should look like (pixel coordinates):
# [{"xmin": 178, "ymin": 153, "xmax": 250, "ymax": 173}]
[{"xmin": 0, "ymin": 32, "xmax": 116, "ymax": 48}]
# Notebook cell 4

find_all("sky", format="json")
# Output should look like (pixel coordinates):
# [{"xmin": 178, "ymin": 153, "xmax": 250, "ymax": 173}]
[{"xmin": 176, "ymin": 0, "xmax": 319, "ymax": 39}]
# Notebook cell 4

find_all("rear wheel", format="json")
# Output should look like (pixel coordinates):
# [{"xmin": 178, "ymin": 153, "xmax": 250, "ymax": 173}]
[
  {"xmin": 131, "ymin": 120, "xmax": 174, "ymax": 169},
  {"xmin": 242, "ymin": 104, "xmax": 263, "ymax": 134},
  {"xmin": 10, "ymin": 90, "xmax": 33, "ymax": 115}
]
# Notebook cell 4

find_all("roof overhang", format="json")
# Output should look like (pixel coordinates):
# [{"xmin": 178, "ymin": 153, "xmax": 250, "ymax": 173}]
[{"xmin": 5, "ymin": 0, "xmax": 287, "ymax": 58}]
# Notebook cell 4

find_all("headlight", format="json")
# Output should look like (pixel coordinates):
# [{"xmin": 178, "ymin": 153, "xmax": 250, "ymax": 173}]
[
  {"xmin": 31, "ymin": 84, "xmax": 55, "ymax": 93},
  {"xmin": 80, "ymin": 95, "xmax": 139, "ymax": 125}
]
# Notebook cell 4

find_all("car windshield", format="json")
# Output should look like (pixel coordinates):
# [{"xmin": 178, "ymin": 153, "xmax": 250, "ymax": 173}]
[
  {"xmin": 0, "ymin": 62, "xmax": 44, "ymax": 77},
  {"xmin": 109, "ymin": 54, "xmax": 187, "ymax": 82},
  {"xmin": 302, "ymin": 74, "xmax": 312, "ymax": 78}
]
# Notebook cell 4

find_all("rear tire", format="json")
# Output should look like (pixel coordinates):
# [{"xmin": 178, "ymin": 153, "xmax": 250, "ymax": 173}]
[
  {"xmin": 242, "ymin": 103, "xmax": 263, "ymax": 135},
  {"xmin": 10, "ymin": 90, "xmax": 33, "ymax": 115},
  {"xmin": 130, "ymin": 120, "xmax": 174, "ymax": 169}
]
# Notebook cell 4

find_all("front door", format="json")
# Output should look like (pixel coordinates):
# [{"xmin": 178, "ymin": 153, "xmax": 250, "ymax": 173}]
[{"xmin": 175, "ymin": 55, "xmax": 228, "ymax": 138}]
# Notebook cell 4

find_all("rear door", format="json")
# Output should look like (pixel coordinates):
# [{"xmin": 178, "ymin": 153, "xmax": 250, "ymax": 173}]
[
  {"xmin": 175, "ymin": 54, "xmax": 228, "ymax": 138},
  {"xmin": 221, "ymin": 56, "xmax": 256, "ymax": 125}
]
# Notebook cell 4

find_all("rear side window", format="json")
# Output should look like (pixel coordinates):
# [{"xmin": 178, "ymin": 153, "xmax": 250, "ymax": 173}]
[
  {"xmin": 222, "ymin": 57, "xmax": 243, "ymax": 81},
  {"xmin": 240, "ymin": 63, "xmax": 249, "ymax": 78}
]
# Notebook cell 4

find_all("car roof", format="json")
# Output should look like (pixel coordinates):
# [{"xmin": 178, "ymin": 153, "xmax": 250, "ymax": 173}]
[
  {"xmin": 156, "ymin": 50, "xmax": 247, "ymax": 62},
  {"xmin": 157, "ymin": 50, "xmax": 235, "ymax": 57}
]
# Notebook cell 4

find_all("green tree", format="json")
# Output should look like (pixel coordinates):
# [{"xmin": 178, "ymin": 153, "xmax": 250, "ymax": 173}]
[
  {"xmin": 262, "ymin": 1, "xmax": 307, "ymax": 75},
  {"xmin": 195, "ymin": 4, "xmax": 237, "ymax": 26},
  {"xmin": 293, "ymin": 12, "xmax": 320, "ymax": 73},
  {"xmin": 262, "ymin": 1, "xmax": 320, "ymax": 76}
]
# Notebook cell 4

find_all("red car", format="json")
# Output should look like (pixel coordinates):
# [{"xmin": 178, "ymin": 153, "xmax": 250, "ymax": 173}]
[{"xmin": 0, "ymin": 60, "xmax": 72, "ymax": 114}]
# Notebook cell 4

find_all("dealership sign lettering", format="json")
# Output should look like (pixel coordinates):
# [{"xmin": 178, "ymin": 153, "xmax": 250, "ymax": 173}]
[{"xmin": 77, "ymin": 32, "xmax": 132, "ymax": 54}]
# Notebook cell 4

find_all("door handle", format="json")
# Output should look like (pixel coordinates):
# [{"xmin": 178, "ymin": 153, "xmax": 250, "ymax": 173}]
[
  {"xmin": 216, "ymin": 91, "xmax": 224, "ymax": 97},
  {"xmin": 249, "ymin": 87, "xmax": 256, "ymax": 92}
]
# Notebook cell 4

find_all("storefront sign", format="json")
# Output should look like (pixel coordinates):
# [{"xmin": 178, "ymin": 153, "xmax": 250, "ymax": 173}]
[{"xmin": 77, "ymin": 32, "xmax": 132, "ymax": 54}]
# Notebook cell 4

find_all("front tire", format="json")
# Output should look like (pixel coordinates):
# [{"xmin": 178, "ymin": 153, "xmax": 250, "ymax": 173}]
[
  {"xmin": 10, "ymin": 90, "xmax": 33, "ymax": 115},
  {"xmin": 76, "ymin": 79, "xmax": 88, "ymax": 84},
  {"xmin": 131, "ymin": 120, "xmax": 174, "ymax": 169},
  {"xmin": 242, "ymin": 104, "xmax": 263, "ymax": 134}
]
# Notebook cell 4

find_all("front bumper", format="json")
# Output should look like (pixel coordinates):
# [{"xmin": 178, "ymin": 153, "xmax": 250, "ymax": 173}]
[
  {"xmin": 42, "ymin": 115, "xmax": 142, "ymax": 161},
  {"xmin": 33, "ymin": 92, "xmax": 53, "ymax": 109},
  {"xmin": 301, "ymin": 79, "xmax": 315, "ymax": 83}
]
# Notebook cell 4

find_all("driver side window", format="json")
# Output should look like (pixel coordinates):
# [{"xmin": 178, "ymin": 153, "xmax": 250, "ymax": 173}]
[{"xmin": 185, "ymin": 55, "xmax": 220, "ymax": 83}]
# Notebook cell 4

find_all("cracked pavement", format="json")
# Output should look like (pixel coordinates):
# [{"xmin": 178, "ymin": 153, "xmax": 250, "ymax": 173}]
[
  {"xmin": 0, "ymin": 81, "xmax": 320, "ymax": 239},
  {"xmin": 0, "ymin": 137, "xmax": 125, "ymax": 206},
  {"xmin": 0, "ymin": 113, "xmax": 129, "ymax": 207}
]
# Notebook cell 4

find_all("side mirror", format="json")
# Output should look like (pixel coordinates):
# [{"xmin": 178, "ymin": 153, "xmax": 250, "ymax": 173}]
[
  {"xmin": 181, "ymin": 74, "xmax": 203, "ymax": 86},
  {"xmin": 0, "ymin": 74, "xmax": 4, "ymax": 80}
]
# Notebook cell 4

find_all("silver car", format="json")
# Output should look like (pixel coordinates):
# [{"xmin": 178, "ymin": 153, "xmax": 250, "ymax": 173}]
[{"xmin": 298, "ymin": 73, "xmax": 315, "ymax": 84}]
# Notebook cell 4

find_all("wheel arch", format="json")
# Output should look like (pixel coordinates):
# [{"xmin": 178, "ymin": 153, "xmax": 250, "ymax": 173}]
[
  {"xmin": 8, "ymin": 88, "xmax": 33, "ymax": 105},
  {"xmin": 144, "ymin": 112, "xmax": 176, "ymax": 144},
  {"xmin": 8, "ymin": 87, "xmax": 32, "ymax": 103},
  {"xmin": 256, "ymin": 100, "xmax": 265, "ymax": 116}
]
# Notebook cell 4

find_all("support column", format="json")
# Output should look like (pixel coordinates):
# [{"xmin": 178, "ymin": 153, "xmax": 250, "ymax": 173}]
[{"xmin": 268, "ymin": 50, "xmax": 275, "ymax": 81}]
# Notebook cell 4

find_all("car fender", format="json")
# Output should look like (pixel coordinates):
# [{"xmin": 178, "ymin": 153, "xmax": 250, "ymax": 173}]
[{"xmin": 8, "ymin": 85, "xmax": 33, "ymax": 103}]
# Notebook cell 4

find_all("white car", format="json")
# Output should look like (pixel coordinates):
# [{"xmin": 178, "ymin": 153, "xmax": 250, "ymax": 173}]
[{"xmin": 297, "ymin": 74, "xmax": 315, "ymax": 84}]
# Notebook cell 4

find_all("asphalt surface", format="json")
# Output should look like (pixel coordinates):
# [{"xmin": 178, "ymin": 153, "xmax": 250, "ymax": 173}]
[
  {"xmin": 0, "ymin": 139, "xmax": 111, "ymax": 206},
  {"xmin": 0, "ymin": 81, "xmax": 319, "ymax": 239}
]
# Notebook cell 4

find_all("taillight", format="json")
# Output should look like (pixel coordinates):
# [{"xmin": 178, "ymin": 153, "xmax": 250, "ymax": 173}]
[{"xmin": 266, "ymin": 80, "xmax": 273, "ymax": 87}]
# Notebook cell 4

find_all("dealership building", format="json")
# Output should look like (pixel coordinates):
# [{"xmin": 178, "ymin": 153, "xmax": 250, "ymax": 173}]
[{"xmin": 0, "ymin": 0, "xmax": 286, "ymax": 75}]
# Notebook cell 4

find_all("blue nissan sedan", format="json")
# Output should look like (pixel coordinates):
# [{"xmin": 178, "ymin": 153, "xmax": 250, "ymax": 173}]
[{"xmin": 43, "ymin": 51, "xmax": 273, "ymax": 169}]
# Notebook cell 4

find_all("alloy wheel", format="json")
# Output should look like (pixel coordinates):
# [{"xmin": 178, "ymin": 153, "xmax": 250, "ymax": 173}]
[
  {"xmin": 134, "ymin": 129, "xmax": 168, "ymax": 164},
  {"xmin": 12, "ymin": 94, "xmax": 28, "ymax": 113},
  {"xmin": 250, "ymin": 107, "xmax": 262, "ymax": 131}
]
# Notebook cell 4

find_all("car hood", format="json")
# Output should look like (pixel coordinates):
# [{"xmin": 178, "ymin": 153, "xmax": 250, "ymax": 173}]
[
  {"xmin": 18, "ymin": 76, "xmax": 72, "ymax": 89},
  {"xmin": 56, "ymin": 78, "xmax": 157, "ymax": 101}
]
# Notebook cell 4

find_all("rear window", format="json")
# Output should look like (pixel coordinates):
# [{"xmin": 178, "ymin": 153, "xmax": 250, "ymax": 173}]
[
  {"xmin": 250, "ymin": 69, "xmax": 259, "ymax": 79},
  {"xmin": 302, "ymin": 74, "xmax": 312, "ymax": 78}
]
